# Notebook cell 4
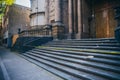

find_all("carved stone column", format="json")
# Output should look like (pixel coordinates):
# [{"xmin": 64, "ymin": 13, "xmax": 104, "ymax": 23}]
[
  {"xmin": 73, "ymin": 0, "xmax": 77, "ymax": 34},
  {"xmin": 114, "ymin": 6, "xmax": 120, "ymax": 42},
  {"xmin": 68, "ymin": 0, "xmax": 73, "ymax": 39},
  {"xmin": 76, "ymin": 0, "xmax": 82, "ymax": 39},
  {"xmin": 45, "ymin": 0, "xmax": 49, "ymax": 25},
  {"xmin": 55, "ymin": 0, "xmax": 61, "ymax": 22},
  {"xmin": 68, "ymin": 0, "xmax": 79, "ymax": 39},
  {"xmin": 52, "ymin": 0, "xmax": 64, "ymax": 39}
]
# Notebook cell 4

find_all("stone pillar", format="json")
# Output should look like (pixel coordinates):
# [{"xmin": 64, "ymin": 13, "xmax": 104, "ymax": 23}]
[
  {"xmin": 76, "ymin": 0, "xmax": 82, "ymax": 39},
  {"xmin": 55, "ymin": 0, "xmax": 61, "ymax": 22},
  {"xmin": 52, "ymin": 0, "xmax": 64, "ymax": 39},
  {"xmin": 45, "ymin": 0, "xmax": 49, "ymax": 24},
  {"xmin": 72, "ymin": 0, "xmax": 76, "ymax": 39},
  {"xmin": 68, "ymin": 0, "xmax": 73, "ymax": 39},
  {"xmin": 114, "ymin": 6, "xmax": 120, "ymax": 42},
  {"xmin": 73, "ymin": 0, "xmax": 77, "ymax": 34},
  {"xmin": 44, "ymin": 0, "xmax": 52, "ymax": 36}
]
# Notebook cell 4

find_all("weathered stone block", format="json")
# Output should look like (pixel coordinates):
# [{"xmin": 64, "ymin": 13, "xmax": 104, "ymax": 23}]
[{"xmin": 52, "ymin": 23, "xmax": 64, "ymax": 39}]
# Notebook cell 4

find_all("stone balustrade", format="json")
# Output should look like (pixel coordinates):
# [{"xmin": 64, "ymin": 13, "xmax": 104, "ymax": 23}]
[{"xmin": 19, "ymin": 26, "xmax": 52, "ymax": 37}]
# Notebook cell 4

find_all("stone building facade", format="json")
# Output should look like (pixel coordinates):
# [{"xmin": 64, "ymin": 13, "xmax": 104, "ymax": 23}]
[
  {"xmin": 45, "ymin": 0, "xmax": 120, "ymax": 39},
  {"xmin": 2, "ymin": 4, "xmax": 30, "ymax": 47},
  {"xmin": 30, "ymin": 0, "xmax": 45, "ymax": 29}
]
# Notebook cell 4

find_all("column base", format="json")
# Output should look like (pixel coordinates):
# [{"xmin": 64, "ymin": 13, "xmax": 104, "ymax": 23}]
[
  {"xmin": 76, "ymin": 33, "xmax": 82, "ymax": 39},
  {"xmin": 67, "ymin": 33, "xmax": 82, "ymax": 39},
  {"xmin": 67, "ymin": 33, "xmax": 76, "ymax": 39}
]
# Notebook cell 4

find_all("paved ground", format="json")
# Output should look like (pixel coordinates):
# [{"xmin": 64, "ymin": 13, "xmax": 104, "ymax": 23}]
[
  {"xmin": 0, "ymin": 46, "xmax": 63, "ymax": 80},
  {"xmin": 0, "ymin": 61, "xmax": 5, "ymax": 80}
]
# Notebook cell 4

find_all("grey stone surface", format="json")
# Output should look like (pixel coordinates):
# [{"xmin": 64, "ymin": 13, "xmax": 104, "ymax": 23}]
[
  {"xmin": 0, "ymin": 47, "xmax": 63, "ymax": 80},
  {"xmin": 0, "ymin": 60, "xmax": 5, "ymax": 80},
  {"xmin": 7, "ymin": 4, "xmax": 30, "ymax": 36}
]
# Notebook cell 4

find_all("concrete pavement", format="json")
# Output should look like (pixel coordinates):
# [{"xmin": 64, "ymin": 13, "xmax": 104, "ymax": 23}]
[
  {"xmin": 0, "ymin": 46, "xmax": 63, "ymax": 80},
  {"xmin": 0, "ymin": 59, "xmax": 5, "ymax": 80}
]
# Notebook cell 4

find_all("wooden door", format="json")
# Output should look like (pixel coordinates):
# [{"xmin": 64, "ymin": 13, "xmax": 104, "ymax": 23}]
[
  {"xmin": 95, "ymin": 9, "xmax": 108, "ymax": 38},
  {"xmin": 95, "ymin": 1, "xmax": 117, "ymax": 38},
  {"xmin": 108, "ymin": 8, "xmax": 117, "ymax": 37}
]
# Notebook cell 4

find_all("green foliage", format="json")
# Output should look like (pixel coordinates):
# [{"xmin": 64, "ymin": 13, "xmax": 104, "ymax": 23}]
[
  {"xmin": 0, "ymin": 0, "xmax": 15, "ymax": 23},
  {"xmin": 4, "ymin": 0, "xmax": 15, "ymax": 5},
  {"xmin": 0, "ymin": 0, "xmax": 15, "ymax": 5}
]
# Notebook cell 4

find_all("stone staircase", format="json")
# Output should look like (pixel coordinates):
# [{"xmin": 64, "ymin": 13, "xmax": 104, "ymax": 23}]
[
  {"xmin": 20, "ymin": 38, "xmax": 120, "ymax": 80},
  {"xmin": 44, "ymin": 38, "xmax": 120, "ymax": 51}
]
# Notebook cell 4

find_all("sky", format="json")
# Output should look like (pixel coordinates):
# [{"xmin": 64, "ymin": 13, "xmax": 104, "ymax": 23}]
[{"xmin": 15, "ymin": 0, "xmax": 30, "ymax": 7}]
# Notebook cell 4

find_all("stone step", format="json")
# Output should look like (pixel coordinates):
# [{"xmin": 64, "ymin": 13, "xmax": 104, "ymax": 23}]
[
  {"xmin": 22, "ymin": 53, "xmax": 106, "ymax": 80},
  {"xmin": 46, "ymin": 45, "xmax": 120, "ymax": 51},
  {"xmin": 35, "ymin": 48, "xmax": 120, "ymax": 60},
  {"xmin": 20, "ymin": 54, "xmax": 81, "ymax": 80},
  {"xmin": 29, "ymin": 53, "xmax": 120, "ymax": 78},
  {"xmin": 22, "ymin": 52, "xmax": 120, "ymax": 80},
  {"xmin": 43, "ymin": 47, "xmax": 120, "ymax": 54},
  {"xmin": 33, "ymin": 49, "xmax": 120, "ymax": 67},
  {"xmin": 28, "ymin": 50, "xmax": 120, "ymax": 73},
  {"xmin": 53, "ymin": 38, "xmax": 116, "ymax": 42},
  {"xmin": 44, "ymin": 43, "xmax": 120, "ymax": 47},
  {"xmin": 22, "ymin": 53, "xmax": 114, "ymax": 80},
  {"xmin": 48, "ymin": 40, "xmax": 118, "ymax": 44}
]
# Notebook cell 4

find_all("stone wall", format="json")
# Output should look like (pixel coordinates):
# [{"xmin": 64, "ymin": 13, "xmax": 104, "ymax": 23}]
[{"xmin": 8, "ymin": 4, "xmax": 30, "ymax": 36}]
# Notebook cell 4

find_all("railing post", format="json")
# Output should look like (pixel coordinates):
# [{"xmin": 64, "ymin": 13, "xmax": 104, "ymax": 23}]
[{"xmin": 44, "ymin": 25, "xmax": 52, "ymax": 37}]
